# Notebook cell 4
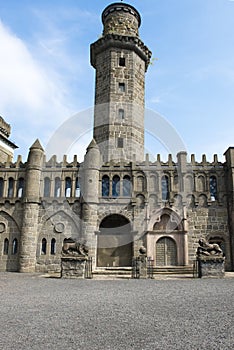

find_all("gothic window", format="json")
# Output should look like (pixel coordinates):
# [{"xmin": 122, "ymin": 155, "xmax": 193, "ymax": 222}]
[
  {"xmin": 118, "ymin": 109, "xmax": 125, "ymax": 119},
  {"xmin": 54, "ymin": 177, "xmax": 61, "ymax": 197},
  {"xmin": 112, "ymin": 175, "xmax": 120, "ymax": 197},
  {"xmin": 41, "ymin": 238, "xmax": 47, "ymax": 255},
  {"xmin": 17, "ymin": 178, "xmax": 24, "ymax": 198},
  {"xmin": 102, "ymin": 175, "xmax": 110, "ymax": 197},
  {"xmin": 8, "ymin": 178, "xmax": 14, "ymax": 198},
  {"xmin": 149, "ymin": 175, "xmax": 157, "ymax": 192},
  {"xmin": 75, "ymin": 177, "xmax": 80, "ymax": 198},
  {"xmin": 12, "ymin": 238, "xmax": 18, "ymax": 255},
  {"xmin": 51, "ymin": 238, "xmax": 56, "ymax": 255},
  {"xmin": 161, "ymin": 175, "xmax": 169, "ymax": 201},
  {"xmin": 65, "ymin": 177, "xmax": 72, "ymax": 197},
  {"xmin": 44, "ymin": 177, "xmax": 51, "ymax": 197},
  {"xmin": 0, "ymin": 178, "xmax": 4, "ymax": 197},
  {"xmin": 136, "ymin": 176, "xmax": 145, "ymax": 192},
  {"xmin": 197, "ymin": 175, "xmax": 206, "ymax": 192},
  {"xmin": 210, "ymin": 176, "xmax": 217, "ymax": 201},
  {"xmin": 117, "ymin": 138, "xmax": 124, "ymax": 148},
  {"xmin": 123, "ymin": 175, "xmax": 131, "ymax": 196},
  {"xmin": 119, "ymin": 82, "xmax": 125, "ymax": 92},
  {"xmin": 119, "ymin": 57, "xmax": 125, "ymax": 67},
  {"xmin": 3, "ymin": 238, "xmax": 9, "ymax": 255}
]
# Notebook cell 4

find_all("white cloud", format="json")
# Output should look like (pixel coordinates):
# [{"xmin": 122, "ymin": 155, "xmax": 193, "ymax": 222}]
[{"xmin": 0, "ymin": 20, "xmax": 76, "ymax": 159}]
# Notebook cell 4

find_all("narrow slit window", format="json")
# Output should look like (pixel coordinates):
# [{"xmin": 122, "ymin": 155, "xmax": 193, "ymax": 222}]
[
  {"xmin": 117, "ymin": 138, "xmax": 124, "ymax": 148},
  {"xmin": 119, "ymin": 57, "xmax": 125, "ymax": 67},
  {"xmin": 118, "ymin": 109, "xmax": 125, "ymax": 119},
  {"xmin": 119, "ymin": 83, "xmax": 125, "ymax": 92}
]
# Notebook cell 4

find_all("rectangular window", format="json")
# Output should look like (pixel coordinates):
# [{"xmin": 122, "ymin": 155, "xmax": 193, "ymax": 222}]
[
  {"xmin": 119, "ymin": 83, "xmax": 125, "ymax": 92},
  {"xmin": 118, "ymin": 109, "xmax": 125, "ymax": 119},
  {"xmin": 117, "ymin": 138, "xmax": 124, "ymax": 148},
  {"xmin": 119, "ymin": 57, "xmax": 125, "ymax": 67}
]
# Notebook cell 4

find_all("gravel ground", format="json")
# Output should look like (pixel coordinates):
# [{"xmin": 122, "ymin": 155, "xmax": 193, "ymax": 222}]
[{"xmin": 0, "ymin": 273, "xmax": 233, "ymax": 350}]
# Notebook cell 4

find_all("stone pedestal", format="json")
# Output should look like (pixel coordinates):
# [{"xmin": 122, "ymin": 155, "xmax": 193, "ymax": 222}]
[
  {"xmin": 198, "ymin": 257, "xmax": 225, "ymax": 278},
  {"xmin": 61, "ymin": 256, "xmax": 88, "ymax": 279}
]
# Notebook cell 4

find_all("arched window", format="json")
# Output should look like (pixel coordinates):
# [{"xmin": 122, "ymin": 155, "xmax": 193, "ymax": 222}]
[
  {"xmin": 112, "ymin": 175, "xmax": 120, "ymax": 197},
  {"xmin": 161, "ymin": 175, "xmax": 169, "ymax": 201},
  {"xmin": 51, "ymin": 238, "xmax": 56, "ymax": 255},
  {"xmin": 17, "ymin": 178, "xmax": 24, "ymax": 198},
  {"xmin": 197, "ymin": 175, "xmax": 206, "ymax": 192},
  {"xmin": 41, "ymin": 238, "xmax": 47, "ymax": 255},
  {"xmin": 102, "ymin": 175, "xmax": 110, "ymax": 197},
  {"xmin": 123, "ymin": 175, "xmax": 131, "ymax": 196},
  {"xmin": 0, "ymin": 178, "xmax": 4, "ymax": 197},
  {"xmin": 75, "ymin": 177, "xmax": 80, "ymax": 198},
  {"xmin": 8, "ymin": 178, "xmax": 14, "ymax": 197},
  {"xmin": 3, "ymin": 238, "xmax": 9, "ymax": 255},
  {"xmin": 44, "ymin": 177, "xmax": 51, "ymax": 197},
  {"xmin": 136, "ymin": 176, "xmax": 145, "ymax": 192},
  {"xmin": 149, "ymin": 175, "xmax": 157, "ymax": 192},
  {"xmin": 210, "ymin": 176, "xmax": 217, "ymax": 201},
  {"xmin": 54, "ymin": 177, "xmax": 61, "ymax": 197},
  {"xmin": 12, "ymin": 238, "xmax": 18, "ymax": 255},
  {"xmin": 65, "ymin": 177, "xmax": 72, "ymax": 197}
]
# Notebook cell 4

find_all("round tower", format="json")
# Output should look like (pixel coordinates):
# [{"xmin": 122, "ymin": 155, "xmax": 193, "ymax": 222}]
[{"xmin": 91, "ymin": 2, "xmax": 152, "ymax": 163}]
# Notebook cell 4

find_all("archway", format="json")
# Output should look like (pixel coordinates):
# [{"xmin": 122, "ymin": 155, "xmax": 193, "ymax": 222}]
[
  {"xmin": 97, "ymin": 214, "xmax": 133, "ymax": 267},
  {"xmin": 156, "ymin": 237, "xmax": 177, "ymax": 266}
]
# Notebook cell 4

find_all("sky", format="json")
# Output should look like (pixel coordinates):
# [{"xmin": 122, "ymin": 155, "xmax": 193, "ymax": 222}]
[{"xmin": 0, "ymin": 0, "xmax": 234, "ymax": 162}]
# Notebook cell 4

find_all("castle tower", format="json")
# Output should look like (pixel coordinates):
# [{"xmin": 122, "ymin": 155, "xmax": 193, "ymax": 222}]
[
  {"xmin": 90, "ymin": 2, "xmax": 151, "ymax": 163},
  {"xmin": 19, "ymin": 139, "xmax": 44, "ymax": 272}
]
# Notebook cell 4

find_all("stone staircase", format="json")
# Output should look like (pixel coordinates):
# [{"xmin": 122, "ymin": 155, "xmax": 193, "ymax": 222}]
[{"xmin": 92, "ymin": 265, "xmax": 194, "ymax": 279}]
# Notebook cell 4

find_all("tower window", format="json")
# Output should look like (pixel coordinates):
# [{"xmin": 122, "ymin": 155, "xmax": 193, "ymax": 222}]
[
  {"xmin": 117, "ymin": 138, "xmax": 124, "ymax": 148},
  {"xmin": 118, "ymin": 109, "xmax": 125, "ymax": 119},
  {"xmin": 119, "ymin": 83, "xmax": 125, "ymax": 92},
  {"xmin": 119, "ymin": 57, "xmax": 125, "ymax": 67},
  {"xmin": 161, "ymin": 175, "xmax": 169, "ymax": 201}
]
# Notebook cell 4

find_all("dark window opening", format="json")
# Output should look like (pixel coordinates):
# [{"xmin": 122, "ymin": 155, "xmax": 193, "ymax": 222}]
[
  {"xmin": 112, "ymin": 175, "xmax": 120, "ymax": 197},
  {"xmin": 119, "ymin": 83, "xmax": 125, "ymax": 92},
  {"xmin": 65, "ymin": 177, "xmax": 72, "ymax": 197},
  {"xmin": 0, "ymin": 178, "xmax": 4, "ymax": 197},
  {"xmin": 8, "ymin": 178, "xmax": 14, "ymax": 198},
  {"xmin": 17, "ymin": 178, "xmax": 24, "ymax": 198},
  {"xmin": 54, "ymin": 178, "xmax": 61, "ymax": 197},
  {"xmin": 210, "ymin": 176, "xmax": 217, "ymax": 201},
  {"xmin": 44, "ymin": 177, "xmax": 51, "ymax": 197},
  {"xmin": 75, "ymin": 177, "xmax": 80, "ymax": 198},
  {"xmin": 12, "ymin": 238, "xmax": 18, "ymax": 255},
  {"xmin": 102, "ymin": 175, "xmax": 110, "ymax": 196},
  {"xmin": 118, "ymin": 109, "xmax": 125, "ymax": 119},
  {"xmin": 119, "ymin": 57, "xmax": 125, "ymax": 67},
  {"xmin": 51, "ymin": 238, "xmax": 56, "ymax": 255},
  {"xmin": 3, "ymin": 238, "xmax": 9, "ymax": 255},
  {"xmin": 117, "ymin": 138, "xmax": 124, "ymax": 148},
  {"xmin": 41, "ymin": 238, "xmax": 47, "ymax": 255}
]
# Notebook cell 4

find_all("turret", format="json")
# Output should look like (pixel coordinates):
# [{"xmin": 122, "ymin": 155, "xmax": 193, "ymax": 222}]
[{"xmin": 19, "ymin": 139, "xmax": 44, "ymax": 273}]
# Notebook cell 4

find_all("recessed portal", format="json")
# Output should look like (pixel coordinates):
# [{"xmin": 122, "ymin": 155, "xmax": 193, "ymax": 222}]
[{"xmin": 97, "ymin": 214, "xmax": 133, "ymax": 267}]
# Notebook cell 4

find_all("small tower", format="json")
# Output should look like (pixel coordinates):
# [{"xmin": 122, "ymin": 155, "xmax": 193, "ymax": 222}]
[
  {"xmin": 19, "ymin": 139, "xmax": 44, "ymax": 273},
  {"xmin": 91, "ymin": 2, "xmax": 151, "ymax": 163}
]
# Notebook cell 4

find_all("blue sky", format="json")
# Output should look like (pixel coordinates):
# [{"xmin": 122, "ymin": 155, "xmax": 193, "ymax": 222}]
[{"xmin": 0, "ymin": 0, "xmax": 233, "ymax": 162}]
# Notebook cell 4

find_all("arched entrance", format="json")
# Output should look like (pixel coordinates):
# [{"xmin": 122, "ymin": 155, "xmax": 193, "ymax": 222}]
[
  {"xmin": 156, "ymin": 237, "xmax": 177, "ymax": 266},
  {"xmin": 97, "ymin": 214, "xmax": 133, "ymax": 267}
]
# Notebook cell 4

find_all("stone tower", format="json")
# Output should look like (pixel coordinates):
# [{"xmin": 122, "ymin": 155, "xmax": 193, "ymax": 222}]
[{"xmin": 90, "ymin": 2, "xmax": 151, "ymax": 163}]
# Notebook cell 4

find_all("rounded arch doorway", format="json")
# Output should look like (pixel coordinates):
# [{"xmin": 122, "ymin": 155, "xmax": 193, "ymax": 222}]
[{"xmin": 97, "ymin": 214, "xmax": 133, "ymax": 267}]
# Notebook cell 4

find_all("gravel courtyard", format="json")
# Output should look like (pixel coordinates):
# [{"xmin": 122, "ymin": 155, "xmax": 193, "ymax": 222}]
[{"xmin": 0, "ymin": 273, "xmax": 233, "ymax": 350}]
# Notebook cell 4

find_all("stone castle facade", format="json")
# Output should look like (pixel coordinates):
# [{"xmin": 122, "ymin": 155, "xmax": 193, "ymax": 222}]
[{"xmin": 0, "ymin": 2, "xmax": 234, "ymax": 273}]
